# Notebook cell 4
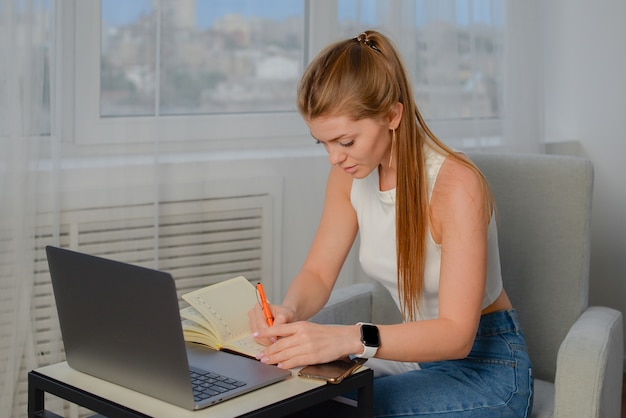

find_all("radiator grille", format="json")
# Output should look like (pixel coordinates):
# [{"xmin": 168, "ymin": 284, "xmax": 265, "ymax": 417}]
[{"xmin": 11, "ymin": 194, "xmax": 274, "ymax": 417}]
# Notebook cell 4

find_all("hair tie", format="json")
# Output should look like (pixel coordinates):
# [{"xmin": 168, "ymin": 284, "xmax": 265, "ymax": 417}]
[{"xmin": 354, "ymin": 32, "xmax": 380, "ymax": 52}]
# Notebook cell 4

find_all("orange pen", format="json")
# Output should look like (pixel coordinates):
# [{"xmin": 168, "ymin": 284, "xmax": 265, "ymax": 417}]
[{"xmin": 256, "ymin": 283, "xmax": 274, "ymax": 327}]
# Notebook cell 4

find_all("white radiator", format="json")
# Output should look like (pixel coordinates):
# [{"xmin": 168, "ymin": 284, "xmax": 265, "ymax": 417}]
[{"xmin": 16, "ymin": 189, "xmax": 279, "ymax": 417}]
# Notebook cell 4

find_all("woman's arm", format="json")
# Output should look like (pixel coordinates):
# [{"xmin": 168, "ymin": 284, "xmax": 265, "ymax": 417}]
[
  {"xmin": 374, "ymin": 156, "xmax": 490, "ymax": 362},
  {"xmin": 249, "ymin": 165, "xmax": 358, "ymax": 331},
  {"xmin": 282, "ymin": 165, "xmax": 359, "ymax": 321},
  {"xmin": 254, "ymin": 157, "xmax": 493, "ymax": 368}
]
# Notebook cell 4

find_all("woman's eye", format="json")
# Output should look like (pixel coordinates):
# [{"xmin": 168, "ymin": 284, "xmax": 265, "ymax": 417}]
[{"xmin": 314, "ymin": 139, "xmax": 353, "ymax": 147}]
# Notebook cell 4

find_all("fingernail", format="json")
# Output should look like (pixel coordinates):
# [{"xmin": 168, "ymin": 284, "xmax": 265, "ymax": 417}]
[{"xmin": 252, "ymin": 332, "xmax": 260, "ymax": 337}]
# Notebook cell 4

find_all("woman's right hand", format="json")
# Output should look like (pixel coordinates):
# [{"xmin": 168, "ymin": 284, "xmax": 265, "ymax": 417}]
[{"xmin": 247, "ymin": 302, "xmax": 295, "ymax": 346}]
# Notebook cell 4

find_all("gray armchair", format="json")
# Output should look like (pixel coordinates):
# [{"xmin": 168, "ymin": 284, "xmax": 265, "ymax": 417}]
[{"xmin": 312, "ymin": 152, "xmax": 623, "ymax": 418}]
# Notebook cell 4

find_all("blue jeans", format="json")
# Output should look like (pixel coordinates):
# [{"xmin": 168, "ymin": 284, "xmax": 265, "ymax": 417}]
[{"xmin": 373, "ymin": 309, "xmax": 533, "ymax": 417}]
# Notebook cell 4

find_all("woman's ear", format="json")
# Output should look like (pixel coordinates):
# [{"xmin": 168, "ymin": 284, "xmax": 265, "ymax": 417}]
[{"xmin": 388, "ymin": 102, "xmax": 403, "ymax": 130}]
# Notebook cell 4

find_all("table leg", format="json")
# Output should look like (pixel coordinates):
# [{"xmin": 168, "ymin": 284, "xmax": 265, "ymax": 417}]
[
  {"xmin": 356, "ymin": 373, "xmax": 374, "ymax": 418},
  {"xmin": 28, "ymin": 371, "xmax": 149, "ymax": 418},
  {"xmin": 28, "ymin": 371, "xmax": 46, "ymax": 418}
]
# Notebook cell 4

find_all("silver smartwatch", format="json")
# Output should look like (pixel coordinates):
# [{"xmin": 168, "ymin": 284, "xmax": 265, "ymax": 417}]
[{"xmin": 355, "ymin": 322, "xmax": 380, "ymax": 358}]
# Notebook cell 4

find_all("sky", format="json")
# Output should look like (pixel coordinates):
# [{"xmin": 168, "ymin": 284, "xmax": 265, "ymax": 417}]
[{"xmin": 102, "ymin": 0, "xmax": 502, "ymax": 29}]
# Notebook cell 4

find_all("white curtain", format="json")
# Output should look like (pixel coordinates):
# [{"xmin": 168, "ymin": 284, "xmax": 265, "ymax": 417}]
[
  {"xmin": 335, "ymin": 0, "xmax": 544, "ymax": 152},
  {"xmin": 0, "ymin": 0, "xmax": 60, "ymax": 416},
  {"xmin": 0, "ymin": 2, "xmax": 165, "ymax": 416},
  {"xmin": 0, "ymin": 1, "xmax": 543, "ymax": 416},
  {"xmin": 503, "ymin": 0, "xmax": 545, "ymax": 153}
]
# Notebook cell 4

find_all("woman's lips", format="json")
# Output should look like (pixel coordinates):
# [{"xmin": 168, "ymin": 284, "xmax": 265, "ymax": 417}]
[{"xmin": 342, "ymin": 165, "xmax": 357, "ymax": 174}]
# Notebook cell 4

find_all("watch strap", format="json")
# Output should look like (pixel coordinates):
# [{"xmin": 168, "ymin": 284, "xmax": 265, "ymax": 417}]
[
  {"xmin": 356, "ymin": 344, "xmax": 378, "ymax": 358},
  {"xmin": 355, "ymin": 322, "xmax": 379, "ymax": 359}
]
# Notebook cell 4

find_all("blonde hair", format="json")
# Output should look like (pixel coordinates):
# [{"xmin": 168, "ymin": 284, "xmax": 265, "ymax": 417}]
[{"xmin": 298, "ymin": 31, "xmax": 493, "ymax": 321}]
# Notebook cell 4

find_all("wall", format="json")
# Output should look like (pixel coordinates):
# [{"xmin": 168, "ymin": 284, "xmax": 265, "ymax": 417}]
[
  {"xmin": 543, "ymin": 0, "xmax": 626, "ymax": 356},
  {"xmin": 264, "ymin": 151, "xmax": 363, "ymax": 294},
  {"xmin": 44, "ymin": 146, "xmax": 358, "ymax": 302}
]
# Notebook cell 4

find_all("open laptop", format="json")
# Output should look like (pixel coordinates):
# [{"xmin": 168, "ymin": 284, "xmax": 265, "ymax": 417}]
[{"xmin": 45, "ymin": 245, "xmax": 291, "ymax": 410}]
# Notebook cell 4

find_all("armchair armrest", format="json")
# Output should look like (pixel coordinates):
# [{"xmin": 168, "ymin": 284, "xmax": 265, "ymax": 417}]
[
  {"xmin": 554, "ymin": 306, "xmax": 623, "ymax": 418},
  {"xmin": 310, "ymin": 283, "xmax": 374, "ymax": 325},
  {"xmin": 310, "ymin": 281, "xmax": 404, "ymax": 326}
]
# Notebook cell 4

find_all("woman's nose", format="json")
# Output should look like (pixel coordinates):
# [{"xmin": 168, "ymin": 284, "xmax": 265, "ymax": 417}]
[{"xmin": 328, "ymin": 145, "xmax": 347, "ymax": 166}]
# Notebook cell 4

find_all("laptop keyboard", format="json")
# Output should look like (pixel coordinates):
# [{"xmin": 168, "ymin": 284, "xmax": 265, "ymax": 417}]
[{"xmin": 190, "ymin": 368, "xmax": 247, "ymax": 402}]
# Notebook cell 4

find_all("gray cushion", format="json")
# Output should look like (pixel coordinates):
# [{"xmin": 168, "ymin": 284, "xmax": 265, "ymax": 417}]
[{"xmin": 469, "ymin": 152, "xmax": 593, "ymax": 382}]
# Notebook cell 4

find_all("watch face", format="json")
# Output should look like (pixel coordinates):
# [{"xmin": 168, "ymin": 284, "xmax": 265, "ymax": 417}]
[{"xmin": 361, "ymin": 324, "xmax": 380, "ymax": 346}]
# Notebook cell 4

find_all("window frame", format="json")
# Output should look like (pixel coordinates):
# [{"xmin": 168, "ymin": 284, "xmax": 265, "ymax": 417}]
[
  {"xmin": 68, "ymin": 0, "xmax": 506, "ymax": 149},
  {"xmin": 71, "ymin": 0, "xmax": 314, "ymax": 146}
]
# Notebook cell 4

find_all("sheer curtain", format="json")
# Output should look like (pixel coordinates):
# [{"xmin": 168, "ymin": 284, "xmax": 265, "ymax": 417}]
[
  {"xmin": 0, "ymin": 1, "xmax": 544, "ymax": 416},
  {"xmin": 0, "ymin": 1, "xmax": 166, "ymax": 416},
  {"xmin": 503, "ymin": 0, "xmax": 544, "ymax": 153},
  {"xmin": 335, "ymin": 0, "xmax": 544, "ymax": 152},
  {"xmin": 0, "ymin": 0, "xmax": 60, "ymax": 416}
]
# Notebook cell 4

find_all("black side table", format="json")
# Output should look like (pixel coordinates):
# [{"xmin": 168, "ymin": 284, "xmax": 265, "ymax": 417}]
[{"xmin": 28, "ymin": 363, "xmax": 373, "ymax": 418}]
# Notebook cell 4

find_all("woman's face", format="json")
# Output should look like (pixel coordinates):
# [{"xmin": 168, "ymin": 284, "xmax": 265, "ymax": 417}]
[{"xmin": 306, "ymin": 114, "xmax": 392, "ymax": 179}]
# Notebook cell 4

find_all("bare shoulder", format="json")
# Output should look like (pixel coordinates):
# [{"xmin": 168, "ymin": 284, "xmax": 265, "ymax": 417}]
[
  {"xmin": 431, "ymin": 154, "xmax": 488, "ymax": 225},
  {"xmin": 435, "ymin": 155, "xmax": 483, "ymax": 200}
]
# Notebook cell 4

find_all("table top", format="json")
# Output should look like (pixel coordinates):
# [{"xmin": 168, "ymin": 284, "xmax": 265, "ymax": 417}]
[{"xmin": 34, "ymin": 361, "xmax": 335, "ymax": 417}]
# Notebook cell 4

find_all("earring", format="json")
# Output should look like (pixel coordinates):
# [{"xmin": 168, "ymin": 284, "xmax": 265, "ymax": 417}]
[{"xmin": 388, "ymin": 129, "xmax": 396, "ymax": 168}]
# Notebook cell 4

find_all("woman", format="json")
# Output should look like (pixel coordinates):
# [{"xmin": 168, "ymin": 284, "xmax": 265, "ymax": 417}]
[{"xmin": 249, "ymin": 30, "xmax": 533, "ymax": 417}]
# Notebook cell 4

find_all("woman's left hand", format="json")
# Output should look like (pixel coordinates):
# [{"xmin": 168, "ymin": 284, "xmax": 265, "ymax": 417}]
[{"xmin": 253, "ymin": 321, "xmax": 359, "ymax": 369}]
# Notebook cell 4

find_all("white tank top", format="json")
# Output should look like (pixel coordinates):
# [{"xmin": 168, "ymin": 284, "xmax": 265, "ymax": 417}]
[{"xmin": 350, "ymin": 145, "xmax": 503, "ymax": 321}]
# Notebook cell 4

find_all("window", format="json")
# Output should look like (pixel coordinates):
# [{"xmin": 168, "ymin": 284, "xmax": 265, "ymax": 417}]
[
  {"xmin": 100, "ymin": 0, "xmax": 303, "ymax": 117},
  {"xmin": 73, "ymin": 0, "xmax": 308, "ymax": 145},
  {"xmin": 71, "ymin": 1, "xmax": 506, "ymax": 147},
  {"xmin": 335, "ymin": 0, "xmax": 505, "ymax": 144}
]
